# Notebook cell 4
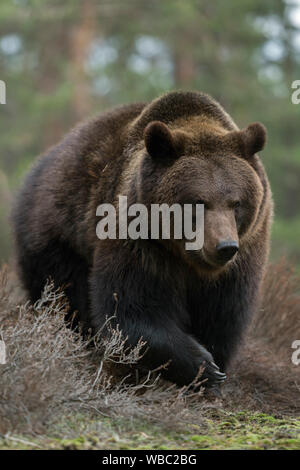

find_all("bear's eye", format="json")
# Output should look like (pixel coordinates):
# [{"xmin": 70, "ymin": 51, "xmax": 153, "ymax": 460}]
[{"xmin": 232, "ymin": 201, "xmax": 240, "ymax": 209}]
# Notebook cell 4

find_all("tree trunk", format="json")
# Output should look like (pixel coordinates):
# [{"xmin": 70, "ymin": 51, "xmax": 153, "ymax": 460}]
[{"xmin": 69, "ymin": 0, "xmax": 97, "ymax": 121}]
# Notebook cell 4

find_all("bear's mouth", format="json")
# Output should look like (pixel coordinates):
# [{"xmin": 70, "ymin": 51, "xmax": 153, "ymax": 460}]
[{"xmin": 187, "ymin": 247, "xmax": 237, "ymax": 272}]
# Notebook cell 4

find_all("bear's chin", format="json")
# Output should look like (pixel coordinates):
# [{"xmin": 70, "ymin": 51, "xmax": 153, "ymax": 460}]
[{"xmin": 185, "ymin": 249, "xmax": 235, "ymax": 277}]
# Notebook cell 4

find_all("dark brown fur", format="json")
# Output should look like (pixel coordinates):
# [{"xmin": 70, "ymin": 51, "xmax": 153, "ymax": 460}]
[{"xmin": 12, "ymin": 91, "xmax": 273, "ymax": 388}]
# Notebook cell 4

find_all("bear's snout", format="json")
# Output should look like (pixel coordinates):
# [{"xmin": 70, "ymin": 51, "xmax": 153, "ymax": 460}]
[
  {"xmin": 202, "ymin": 209, "xmax": 239, "ymax": 268},
  {"xmin": 216, "ymin": 240, "xmax": 239, "ymax": 264}
]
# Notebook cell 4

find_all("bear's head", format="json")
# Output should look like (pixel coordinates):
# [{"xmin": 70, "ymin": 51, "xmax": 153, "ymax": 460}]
[{"xmin": 125, "ymin": 93, "xmax": 268, "ymax": 274}]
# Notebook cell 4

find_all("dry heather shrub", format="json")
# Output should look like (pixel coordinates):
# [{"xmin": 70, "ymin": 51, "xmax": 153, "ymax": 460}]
[
  {"xmin": 0, "ymin": 269, "xmax": 207, "ymax": 435},
  {"xmin": 0, "ymin": 265, "xmax": 23, "ymax": 326},
  {"xmin": 223, "ymin": 258, "xmax": 300, "ymax": 415},
  {"xmin": 251, "ymin": 258, "xmax": 300, "ymax": 357},
  {"xmin": 224, "ymin": 339, "xmax": 300, "ymax": 416},
  {"xmin": 0, "ymin": 281, "xmax": 95, "ymax": 433}
]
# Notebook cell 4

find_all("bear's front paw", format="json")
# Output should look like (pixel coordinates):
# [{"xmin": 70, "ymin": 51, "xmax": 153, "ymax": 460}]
[{"xmin": 195, "ymin": 345, "xmax": 226, "ymax": 387}]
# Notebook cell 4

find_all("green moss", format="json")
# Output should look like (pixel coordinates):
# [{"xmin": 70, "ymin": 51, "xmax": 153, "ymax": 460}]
[{"xmin": 1, "ymin": 411, "xmax": 299, "ymax": 450}]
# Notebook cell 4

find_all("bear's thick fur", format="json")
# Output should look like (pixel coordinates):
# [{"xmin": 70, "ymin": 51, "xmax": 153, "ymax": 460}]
[{"xmin": 13, "ymin": 91, "xmax": 273, "ymax": 387}]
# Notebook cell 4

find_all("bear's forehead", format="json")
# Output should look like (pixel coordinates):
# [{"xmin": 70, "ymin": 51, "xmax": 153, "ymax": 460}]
[
  {"xmin": 162, "ymin": 147, "xmax": 260, "ymax": 198},
  {"xmin": 168, "ymin": 115, "xmax": 241, "ymax": 156},
  {"xmin": 168, "ymin": 157, "xmax": 248, "ymax": 188},
  {"xmin": 160, "ymin": 160, "xmax": 263, "ymax": 209}
]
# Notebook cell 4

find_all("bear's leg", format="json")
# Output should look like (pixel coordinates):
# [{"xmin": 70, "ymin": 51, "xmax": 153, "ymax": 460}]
[
  {"xmin": 89, "ymin": 244, "xmax": 226, "ymax": 387},
  {"xmin": 208, "ymin": 304, "xmax": 255, "ymax": 373},
  {"xmin": 192, "ymin": 270, "xmax": 259, "ymax": 373},
  {"xmin": 16, "ymin": 238, "xmax": 90, "ymax": 327}
]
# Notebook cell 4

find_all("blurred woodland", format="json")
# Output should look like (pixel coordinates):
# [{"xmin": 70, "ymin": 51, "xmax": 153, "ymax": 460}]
[{"xmin": 0, "ymin": 0, "xmax": 300, "ymax": 265}]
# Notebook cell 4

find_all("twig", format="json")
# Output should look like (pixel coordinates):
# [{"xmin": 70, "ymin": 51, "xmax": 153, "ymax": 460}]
[{"xmin": 4, "ymin": 434, "xmax": 43, "ymax": 449}]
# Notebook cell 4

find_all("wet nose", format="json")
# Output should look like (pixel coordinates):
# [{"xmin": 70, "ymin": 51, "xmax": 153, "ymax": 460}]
[{"xmin": 216, "ymin": 240, "xmax": 239, "ymax": 263}]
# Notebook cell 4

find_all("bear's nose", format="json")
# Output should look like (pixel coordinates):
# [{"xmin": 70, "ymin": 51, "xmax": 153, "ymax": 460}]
[{"xmin": 216, "ymin": 240, "xmax": 239, "ymax": 263}]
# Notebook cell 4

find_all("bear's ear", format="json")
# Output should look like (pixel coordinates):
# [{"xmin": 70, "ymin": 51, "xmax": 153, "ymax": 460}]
[
  {"xmin": 239, "ymin": 122, "xmax": 267, "ymax": 159},
  {"xmin": 144, "ymin": 121, "xmax": 183, "ymax": 160}
]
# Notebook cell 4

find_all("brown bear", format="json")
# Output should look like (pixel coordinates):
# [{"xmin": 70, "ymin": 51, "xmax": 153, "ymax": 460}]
[{"xmin": 12, "ymin": 91, "xmax": 273, "ymax": 387}]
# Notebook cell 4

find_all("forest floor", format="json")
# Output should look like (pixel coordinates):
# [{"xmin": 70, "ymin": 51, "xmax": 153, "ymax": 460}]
[
  {"xmin": 0, "ymin": 260, "xmax": 299, "ymax": 451},
  {"xmin": 1, "ymin": 411, "xmax": 300, "ymax": 450}
]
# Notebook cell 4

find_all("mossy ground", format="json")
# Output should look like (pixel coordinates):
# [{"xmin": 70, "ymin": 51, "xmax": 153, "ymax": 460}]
[{"xmin": 1, "ymin": 411, "xmax": 299, "ymax": 450}]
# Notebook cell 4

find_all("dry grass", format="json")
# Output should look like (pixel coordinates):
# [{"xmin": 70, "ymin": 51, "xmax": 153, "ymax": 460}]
[
  {"xmin": 0, "ymin": 270, "xmax": 210, "ymax": 435},
  {"xmin": 253, "ymin": 259, "xmax": 300, "ymax": 357},
  {"xmin": 0, "ymin": 258, "xmax": 299, "ymax": 437},
  {"xmin": 225, "ymin": 258, "xmax": 300, "ymax": 415}
]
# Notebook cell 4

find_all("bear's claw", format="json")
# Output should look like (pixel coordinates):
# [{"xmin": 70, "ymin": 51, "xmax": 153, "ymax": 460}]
[
  {"xmin": 203, "ymin": 363, "xmax": 226, "ymax": 386},
  {"xmin": 210, "ymin": 362, "xmax": 220, "ymax": 370}
]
